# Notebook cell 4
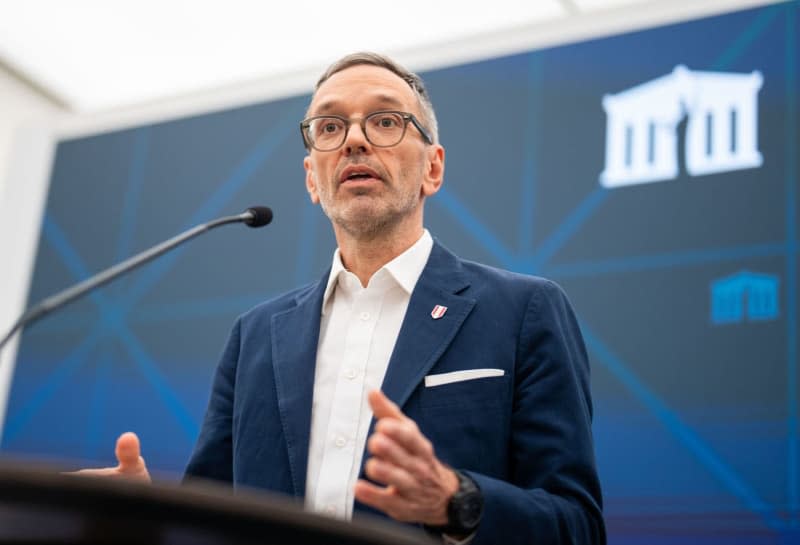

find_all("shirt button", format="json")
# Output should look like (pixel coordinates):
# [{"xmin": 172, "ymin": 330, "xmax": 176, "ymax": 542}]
[
  {"xmin": 359, "ymin": 311, "xmax": 370, "ymax": 321},
  {"xmin": 334, "ymin": 436, "xmax": 347, "ymax": 448},
  {"xmin": 344, "ymin": 367, "xmax": 357, "ymax": 379},
  {"xmin": 324, "ymin": 505, "xmax": 336, "ymax": 516}
]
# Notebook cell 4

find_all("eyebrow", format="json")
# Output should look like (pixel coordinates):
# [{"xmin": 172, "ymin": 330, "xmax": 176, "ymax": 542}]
[{"xmin": 313, "ymin": 93, "xmax": 406, "ymax": 115}]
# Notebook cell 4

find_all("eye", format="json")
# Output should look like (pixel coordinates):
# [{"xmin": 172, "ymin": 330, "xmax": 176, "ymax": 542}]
[
  {"xmin": 370, "ymin": 113, "xmax": 402, "ymax": 129},
  {"xmin": 322, "ymin": 121, "xmax": 342, "ymax": 133},
  {"xmin": 312, "ymin": 118, "xmax": 344, "ymax": 137}
]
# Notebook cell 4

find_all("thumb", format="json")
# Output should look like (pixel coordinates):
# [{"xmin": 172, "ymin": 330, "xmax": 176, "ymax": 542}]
[{"xmin": 115, "ymin": 432, "xmax": 144, "ymax": 472}]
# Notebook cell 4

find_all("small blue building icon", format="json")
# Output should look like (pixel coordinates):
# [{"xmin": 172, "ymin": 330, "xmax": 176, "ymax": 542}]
[{"xmin": 711, "ymin": 271, "xmax": 779, "ymax": 324}]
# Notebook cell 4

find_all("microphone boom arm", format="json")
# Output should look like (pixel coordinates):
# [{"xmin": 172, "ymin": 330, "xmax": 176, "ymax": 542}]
[{"xmin": 0, "ymin": 207, "xmax": 270, "ymax": 352}]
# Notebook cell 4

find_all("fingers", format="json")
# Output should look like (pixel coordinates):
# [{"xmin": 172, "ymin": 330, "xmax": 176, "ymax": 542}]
[
  {"xmin": 354, "ymin": 479, "xmax": 408, "ymax": 519},
  {"xmin": 354, "ymin": 476, "xmax": 449, "ymax": 525},
  {"xmin": 358, "ymin": 390, "xmax": 454, "ymax": 525},
  {"xmin": 368, "ymin": 390, "xmax": 404, "ymax": 420},
  {"xmin": 373, "ymin": 417, "xmax": 433, "ymax": 459},
  {"xmin": 365, "ymin": 434, "xmax": 441, "ymax": 502},
  {"xmin": 64, "ymin": 432, "xmax": 151, "ymax": 483},
  {"xmin": 69, "ymin": 467, "xmax": 121, "ymax": 477},
  {"xmin": 354, "ymin": 478, "xmax": 393, "ymax": 501},
  {"xmin": 114, "ymin": 432, "xmax": 151, "ymax": 482},
  {"xmin": 115, "ymin": 432, "xmax": 141, "ymax": 469},
  {"xmin": 367, "ymin": 390, "xmax": 437, "ymax": 484},
  {"xmin": 364, "ymin": 457, "xmax": 417, "ymax": 492},
  {"xmin": 354, "ymin": 479, "xmax": 418, "ymax": 523},
  {"xmin": 369, "ymin": 390, "xmax": 433, "ymax": 458},
  {"xmin": 354, "ymin": 479, "xmax": 397, "ymax": 510}
]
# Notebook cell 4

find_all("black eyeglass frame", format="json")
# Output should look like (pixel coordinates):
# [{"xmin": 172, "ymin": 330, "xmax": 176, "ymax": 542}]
[{"xmin": 300, "ymin": 110, "xmax": 433, "ymax": 151}]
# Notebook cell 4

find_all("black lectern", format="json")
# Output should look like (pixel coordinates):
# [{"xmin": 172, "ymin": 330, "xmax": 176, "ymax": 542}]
[{"xmin": 0, "ymin": 462, "xmax": 434, "ymax": 544}]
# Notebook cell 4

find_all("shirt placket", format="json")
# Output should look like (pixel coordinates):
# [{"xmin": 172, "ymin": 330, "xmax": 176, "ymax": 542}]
[{"xmin": 314, "ymin": 286, "xmax": 383, "ymax": 518}]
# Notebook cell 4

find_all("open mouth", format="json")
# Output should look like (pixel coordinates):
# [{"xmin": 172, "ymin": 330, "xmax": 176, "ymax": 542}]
[
  {"xmin": 345, "ymin": 173, "xmax": 375, "ymax": 181},
  {"xmin": 339, "ymin": 165, "xmax": 382, "ymax": 184}
]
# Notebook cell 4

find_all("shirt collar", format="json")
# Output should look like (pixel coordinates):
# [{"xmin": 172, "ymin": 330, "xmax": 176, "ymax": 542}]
[{"xmin": 321, "ymin": 229, "xmax": 434, "ymax": 314}]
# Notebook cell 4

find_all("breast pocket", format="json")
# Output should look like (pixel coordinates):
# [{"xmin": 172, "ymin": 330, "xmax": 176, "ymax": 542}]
[
  {"xmin": 417, "ymin": 375, "xmax": 511, "ymax": 475},
  {"xmin": 419, "ymin": 374, "xmax": 510, "ymax": 410}
]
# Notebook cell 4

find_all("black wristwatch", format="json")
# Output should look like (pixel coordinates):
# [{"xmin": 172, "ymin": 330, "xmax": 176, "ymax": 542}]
[{"xmin": 425, "ymin": 470, "xmax": 484, "ymax": 538}]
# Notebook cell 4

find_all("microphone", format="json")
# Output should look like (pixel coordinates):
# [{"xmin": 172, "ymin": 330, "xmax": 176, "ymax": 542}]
[
  {"xmin": 0, "ymin": 206, "xmax": 273, "ymax": 352},
  {"xmin": 242, "ymin": 205, "xmax": 273, "ymax": 227}
]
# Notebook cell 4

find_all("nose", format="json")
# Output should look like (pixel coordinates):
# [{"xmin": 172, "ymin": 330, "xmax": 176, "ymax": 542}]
[{"xmin": 342, "ymin": 121, "xmax": 369, "ymax": 155}]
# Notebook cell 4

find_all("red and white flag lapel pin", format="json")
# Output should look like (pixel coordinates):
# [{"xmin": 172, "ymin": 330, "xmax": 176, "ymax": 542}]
[{"xmin": 431, "ymin": 305, "xmax": 448, "ymax": 320}]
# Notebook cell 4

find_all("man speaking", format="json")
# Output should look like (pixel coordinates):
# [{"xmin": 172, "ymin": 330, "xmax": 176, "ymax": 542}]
[{"xmin": 80, "ymin": 52, "xmax": 605, "ymax": 544}]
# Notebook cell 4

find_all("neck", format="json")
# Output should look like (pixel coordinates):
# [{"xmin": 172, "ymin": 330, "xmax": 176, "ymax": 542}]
[{"xmin": 335, "ymin": 224, "xmax": 424, "ymax": 287}]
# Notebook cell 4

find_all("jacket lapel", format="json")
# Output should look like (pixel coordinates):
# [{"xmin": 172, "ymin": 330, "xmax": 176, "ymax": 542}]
[
  {"xmin": 379, "ymin": 242, "xmax": 475, "ymax": 409},
  {"xmin": 270, "ymin": 275, "xmax": 327, "ymax": 497},
  {"xmin": 355, "ymin": 242, "xmax": 476, "ymax": 512}
]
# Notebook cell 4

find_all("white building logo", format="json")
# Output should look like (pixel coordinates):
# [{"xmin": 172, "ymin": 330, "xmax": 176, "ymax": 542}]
[{"xmin": 600, "ymin": 65, "xmax": 763, "ymax": 188}]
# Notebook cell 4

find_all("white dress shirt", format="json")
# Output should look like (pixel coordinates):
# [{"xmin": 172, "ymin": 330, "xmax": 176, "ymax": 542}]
[{"xmin": 305, "ymin": 229, "xmax": 433, "ymax": 519}]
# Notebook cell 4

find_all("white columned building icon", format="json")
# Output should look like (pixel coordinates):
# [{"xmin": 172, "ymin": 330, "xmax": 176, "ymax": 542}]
[{"xmin": 600, "ymin": 65, "xmax": 763, "ymax": 188}]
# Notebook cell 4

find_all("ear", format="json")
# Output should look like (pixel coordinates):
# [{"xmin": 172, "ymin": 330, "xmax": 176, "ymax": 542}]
[
  {"xmin": 421, "ymin": 144, "xmax": 445, "ymax": 198},
  {"xmin": 304, "ymin": 156, "xmax": 320, "ymax": 204}
]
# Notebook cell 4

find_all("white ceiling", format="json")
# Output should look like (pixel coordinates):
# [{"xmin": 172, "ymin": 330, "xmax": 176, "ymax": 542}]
[{"xmin": 0, "ymin": 0, "xmax": 777, "ymax": 113}]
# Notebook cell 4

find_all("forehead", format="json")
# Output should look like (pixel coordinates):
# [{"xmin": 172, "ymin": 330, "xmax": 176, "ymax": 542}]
[{"xmin": 309, "ymin": 64, "xmax": 418, "ymax": 115}]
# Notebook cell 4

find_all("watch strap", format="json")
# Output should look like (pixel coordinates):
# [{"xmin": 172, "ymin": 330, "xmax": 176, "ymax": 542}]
[{"xmin": 424, "ymin": 470, "xmax": 483, "ymax": 537}]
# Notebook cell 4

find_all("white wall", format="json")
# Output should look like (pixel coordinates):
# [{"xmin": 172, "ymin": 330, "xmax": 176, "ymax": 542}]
[
  {"xmin": 0, "ymin": 65, "xmax": 63, "ymax": 199},
  {"xmin": 0, "ymin": 65, "xmax": 64, "ymax": 429}
]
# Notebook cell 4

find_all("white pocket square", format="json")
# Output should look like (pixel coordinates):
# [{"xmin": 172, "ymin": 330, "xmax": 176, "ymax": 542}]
[{"xmin": 424, "ymin": 368, "xmax": 505, "ymax": 388}]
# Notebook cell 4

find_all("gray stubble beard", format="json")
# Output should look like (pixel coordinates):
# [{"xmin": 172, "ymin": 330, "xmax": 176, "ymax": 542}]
[{"xmin": 321, "ymin": 167, "xmax": 424, "ymax": 243}]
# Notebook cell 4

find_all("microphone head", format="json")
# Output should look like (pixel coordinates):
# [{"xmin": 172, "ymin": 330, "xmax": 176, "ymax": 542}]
[{"xmin": 244, "ymin": 206, "xmax": 273, "ymax": 228}]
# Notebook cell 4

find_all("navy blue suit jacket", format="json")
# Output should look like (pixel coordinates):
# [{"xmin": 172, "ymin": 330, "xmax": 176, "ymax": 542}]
[{"xmin": 185, "ymin": 241, "xmax": 605, "ymax": 544}]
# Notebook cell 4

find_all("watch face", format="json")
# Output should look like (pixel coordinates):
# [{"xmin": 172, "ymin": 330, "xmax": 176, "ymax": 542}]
[
  {"xmin": 449, "ymin": 473, "xmax": 483, "ymax": 533},
  {"xmin": 458, "ymin": 493, "xmax": 483, "ymax": 527}
]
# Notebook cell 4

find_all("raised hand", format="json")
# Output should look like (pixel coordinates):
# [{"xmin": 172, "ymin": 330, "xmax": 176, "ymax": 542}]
[
  {"xmin": 354, "ymin": 390, "xmax": 458, "ymax": 525},
  {"xmin": 70, "ymin": 431, "xmax": 151, "ymax": 483}
]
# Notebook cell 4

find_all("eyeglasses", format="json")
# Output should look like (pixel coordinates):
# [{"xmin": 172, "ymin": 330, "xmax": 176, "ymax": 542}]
[{"xmin": 300, "ymin": 110, "xmax": 433, "ymax": 151}]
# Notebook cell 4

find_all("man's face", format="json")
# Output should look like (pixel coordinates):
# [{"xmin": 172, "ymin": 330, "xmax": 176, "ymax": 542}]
[{"xmin": 303, "ymin": 65, "xmax": 444, "ymax": 239}]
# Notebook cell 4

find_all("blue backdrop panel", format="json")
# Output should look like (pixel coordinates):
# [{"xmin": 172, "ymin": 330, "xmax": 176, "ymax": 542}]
[{"xmin": 3, "ymin": 2, "xmax": 798, "ymax": 543}]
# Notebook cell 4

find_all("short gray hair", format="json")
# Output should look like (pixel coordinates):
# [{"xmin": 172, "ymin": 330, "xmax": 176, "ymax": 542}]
[{"xmin": 312, "ymin": 52, "xmax": 439, "ymax": 144}]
